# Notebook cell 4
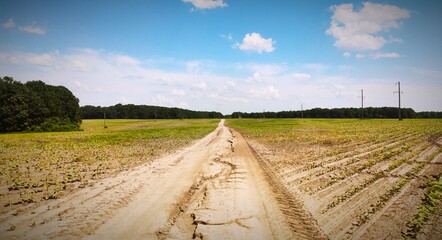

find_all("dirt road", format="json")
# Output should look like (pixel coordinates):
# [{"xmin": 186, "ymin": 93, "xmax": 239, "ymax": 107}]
[{"xmin": 0, "ymin": 120, "xmax": 324, "ymax": 239}]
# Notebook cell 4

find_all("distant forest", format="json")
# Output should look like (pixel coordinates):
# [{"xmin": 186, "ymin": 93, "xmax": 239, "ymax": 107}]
[
  {"xmin": 81, "ymin": 105, "xmax": 442, "ymax": 120},
  {"xmin": 80, "ymin": 104, "xmax": 223, "ymax": 119},
  {"xmin": 0, "ymin": 76, "xmax": 81, "ymax": 132},
  {"xmin": 230, "ymin": 107, "xmax": 442, "ymax": 119}
]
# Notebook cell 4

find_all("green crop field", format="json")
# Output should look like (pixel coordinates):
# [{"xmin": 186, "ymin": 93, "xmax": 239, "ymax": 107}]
[
  {"xmin": 226, "ymin": 118, "xmax": 442, "ymax": 238},
  {"xmin": 0, "ymin": 119, "xmax": 219, "ymax": 213}
]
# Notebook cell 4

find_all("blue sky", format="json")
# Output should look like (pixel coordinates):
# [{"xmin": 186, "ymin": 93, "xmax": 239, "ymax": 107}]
[{"xmin": 1, "ymin": 0, "xmax": 441, "ymax": 114}]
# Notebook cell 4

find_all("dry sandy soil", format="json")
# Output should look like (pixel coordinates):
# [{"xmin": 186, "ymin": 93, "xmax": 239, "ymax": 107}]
[
  {"xmin": 1, "ymin": 120, "xmax": 441, "ymax": 239},
  {"xmin": 0, "ymin": 120, "xmax": 325, "ymax": 239},
  {"xmin": 245, "ymin": 128, "xmax": 442, "ymax": 240}
]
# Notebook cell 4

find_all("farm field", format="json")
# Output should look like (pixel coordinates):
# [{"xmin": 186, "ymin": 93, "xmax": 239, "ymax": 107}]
[
  {"xmin": 226, "ymin": 118, "xmax": 442, "ymax": 239},
  {"xmin": 0, "ymin": 119, "xmax": 219, "ymax": 214},
  {"xmin": 1, "ymin": 118, "xmax": 441, "ymax": 239},
  {"xmin": 2, "ymin": 119, "xmax": 319, "ymax": 239}
]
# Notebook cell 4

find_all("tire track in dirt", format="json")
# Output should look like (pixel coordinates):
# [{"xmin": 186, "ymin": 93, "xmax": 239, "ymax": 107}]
[
  {"xmin": 1, "ymin": 120, "xmax": 324, "ymax": 239},
  {"xmin": 157, "ymin": 123, "xmax": 325, "ymax": 239}
]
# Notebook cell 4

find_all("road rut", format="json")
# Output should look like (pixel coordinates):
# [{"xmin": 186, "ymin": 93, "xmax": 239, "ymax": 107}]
[{"xmin": 1, "ymin": 120, "xmax": 324, "ymax": 239}]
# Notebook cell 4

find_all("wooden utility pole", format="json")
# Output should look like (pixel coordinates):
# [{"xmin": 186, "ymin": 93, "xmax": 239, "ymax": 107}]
[
  {"xmin": 394, "ymin": 81, "xmax": 403, "ymax": 121},
  {"xmin": 301, "ymin": 104, "xmax": 304, "ymax": 118}
]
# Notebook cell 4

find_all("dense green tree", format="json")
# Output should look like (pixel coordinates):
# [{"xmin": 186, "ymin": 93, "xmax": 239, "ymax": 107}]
[
  {"xmin": 0, "ymin": 77, "xmax": 31, "ymax": 131},
  {"xmin": 0, "ymin": 77, "xmax": 81, "ymax": 132},
  {"xmin": 24, "ymin": 81, "xmax": 81, "ymax": 124}
]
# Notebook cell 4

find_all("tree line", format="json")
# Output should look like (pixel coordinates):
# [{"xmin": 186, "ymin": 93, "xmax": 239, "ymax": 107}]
[
  {"xmin": 80, "ymin": 104, "xmax": 223, "ymax": 119},
  {"xmin": 2, "ymin": 76, "xmax": 440, "ymax": 133},
  {"xmin": 0, "ymin": 76, "xmax": 81, "ymax": 132},
  {"xmin": 230, "ymin": 107, "xmax": 441, "ymax": 119}
]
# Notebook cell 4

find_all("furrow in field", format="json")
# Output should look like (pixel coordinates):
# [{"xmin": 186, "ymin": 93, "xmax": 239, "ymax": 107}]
[
  {"xmin": 345, "ymin": 146, "xmax": 442, "ymax": 239},
  {"xmin": 284, "ymin": 133, "xmax": 422, "ymax": 188},
  {"xmin": 300, "ymin": 135, "xmax": 423, "ymax": 195},
  {"xmin": 277, "ymin": 132, "xmax": 419, "ymax": 179},
  {"xmin": 319, "ymin": 141, "xmax": 434, "ymax": 212}
]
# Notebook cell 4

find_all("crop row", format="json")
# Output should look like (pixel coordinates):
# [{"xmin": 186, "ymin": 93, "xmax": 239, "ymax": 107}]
[
  {"xmin": 402, "ymin": 173, "xmax": 442, "ymax": 239},
  {"xmin": 347, "ymin": 147, "xmax": 441, "ymax": 235},
  {"xmin": 310, "ymin": 140, "xmax": 417, "ymax": 194},
  {"xmin": 226, "ymin": 119, "xmax": 442, "ymax": 239},
  {"xmin": 295, "ymin": 136, "xmax": 418, "ymax": 185},
  {"xmin": 325, "ymin": 142, "xmax": 430, "ymax": 211},
  {"xmin": 278, "ymin": 132, "xmax": 418, "ymax": 177},
  {"xmin": 300, "ymin": 132, "xmax": 420, "ymax": 172},
  {"xmin": 349, "ymin": 163, "xmax": 424, "ymax": 230}
]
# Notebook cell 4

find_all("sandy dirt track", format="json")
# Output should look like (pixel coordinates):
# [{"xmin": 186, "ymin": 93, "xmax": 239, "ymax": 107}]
[{"xmin": 0, "ymin": 120, "xmax": 325, "ymax": 239}]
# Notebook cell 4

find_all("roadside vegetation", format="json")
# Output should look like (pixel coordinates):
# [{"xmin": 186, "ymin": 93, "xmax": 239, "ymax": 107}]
[
  {"xmin": 0, "ymin": 119, "xmax": 219, "ymax": 214},
  {"xmin": 226, "ymin": 118, "xmax": 442, "ymax": 239}
]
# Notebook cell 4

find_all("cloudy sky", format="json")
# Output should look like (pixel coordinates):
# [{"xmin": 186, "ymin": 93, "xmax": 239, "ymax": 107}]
[{"xmin": 1, "ymin": 0, "xmax": 441, "ymax": 114}]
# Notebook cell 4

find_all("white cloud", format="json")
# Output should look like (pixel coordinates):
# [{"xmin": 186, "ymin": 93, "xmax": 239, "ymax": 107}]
[
  {"xmin": 291, "ymin": 73, "xmax": 311, "ymax": 81},
  {"xmin": 333, "ymin": 84, "xmax": 346, "ymax": 97},
  {"xmin": 207, "ymin": 91, "xmax": 248, "ymax": 104},
  {"xmin": 63, "ymin": 56, "xmax": 94, "ymax": 72},
  {"xmin": 326, "ymin": 2, "xmax": 409, "ymax": 51},
  {"xmin": 0, "ymin": 51, "xmax": 56, "ymax": 66},
  {"xmin": 343, "ymin": 52, "xmax": 351, "ymax": 58},
  {"xmin": 239, "ymin": 63, "xmax": 285, "ymax": 76},
  {"xmin": 120, "ymin": 96, "xmax": 131, "ymax": 104},
  {"xmin": 186, "ymin": 61, "xmax": 201, "ymax": 73},
  {"xmin": 0, "ymin": 49, "xmax": 145, "ymax": 72},
  {"xmin": 74, "ymin": 80, "xmax": 89, "ymax": 92},
  {"xmin": 19, "ymin": 22, "xmax": 46, "ymax": 35},
  {"xmin": 370, "ymin": 52, "xmax": 400, "ymax": 59},
  {"xmin": 356, "ymin": 54, "xmax": 366, "ymax": 59},
  {"xmin": 178, "ymin": 102, "xmax": 189, "ymax": 109},
  {"xmin": 171, "ymin": 88, "xmax": 186, "ymax": 96},
  {"xmin": 184, "ymin": 60, "xmax": 215, "ymax": 74},
  {"xmin": 150, "ymin": 94, "xmax": 175, "ymax": 107},
  {"xmin": 113, "ymin": 55, "xmax": 140, "ymax": 65},
  {"xmin": 233, "ymin": 33, "xmax": 275, "ymax": 54},
  {"xmin": 408, "ymin": 67, "xmax": 442, "ymax": 79},
  {"xmin": 2, "ymin": 18, "xmax": 15, "ymax": 28},
  {"xmin": 182, "ymin": 0, "xmax": 228, "ymax": 10},
  {"xmin": 226, "ymin": 80, "xmax": 236, "ymax": 87},
  {"xmin": 25, "ymin": 52, "xmax": 56, "ymax": 66},
  {"xmin": 220, "ymin": 33, "xmax": 233, "ymax": 41},
  {"xmin": 248, "ymin": 72, "xmax": 261, "ymax": 82},
  {"xmin": 249, "ymin": 86, "xmax": 280, "ymax": 99},
  {"xmin": 194, "ymin": 81, "xmax": 207, "ymax": 90},
  {"xmin": 389, "ymin": 35, "xmax": 403, "ymax": 44},
  {"xmin": 303, "ymin": 63, "xmax": 329, "ymax": 72}
]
